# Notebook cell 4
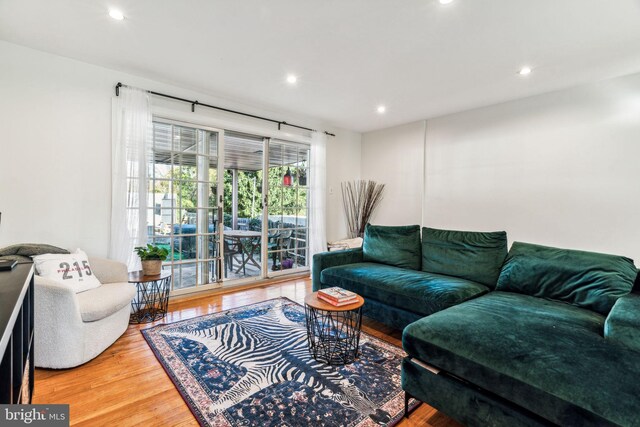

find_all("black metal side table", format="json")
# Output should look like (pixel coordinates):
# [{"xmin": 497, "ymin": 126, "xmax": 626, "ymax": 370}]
[
  {"xmin": 304, "ymin": 291, "xmax": 364, "ymax": 365},
  {"xmin": 128, "ymin": 271, "xmax": 172, "ymax": 324}
]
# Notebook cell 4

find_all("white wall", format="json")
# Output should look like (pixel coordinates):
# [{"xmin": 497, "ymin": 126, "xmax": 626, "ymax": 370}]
[
  {"xmin": 361, "ymin": 121, "xmax": 425, "ymax": 226},
  {"xmin": 326, "ymin": 130, "xmax": 362, "ymax": 242},
  {"xmin": 424, "ymin": 72, "xmax": 640, "ymax": 261},
  {"xmin": 0, "ymin": 41, "xmax": 361, "ymax": 256},
  {"xmin": 361, "ymin": 71, "xmax": 640, "ymax": 262}
]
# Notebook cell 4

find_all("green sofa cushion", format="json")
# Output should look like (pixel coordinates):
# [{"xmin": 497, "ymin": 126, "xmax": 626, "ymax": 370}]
[
  {"xmin": 320, "ymin": 262, "xmax": 489, "ymax": 317},
  {"xmin": 312, "ymin": 248, "xmax": 364, "ymax": 292},
  {"xmin": 604, "ymin": 293, "xmax": 640, "ymax": 352},
  {"xmin": 403, "ymin": 292, "xmax": 640, "ymax": 427},
  {"xmin": 421, "ymin": 227, "xmax": 507, "ymax": 288},
  {"xmin": 362, "ymin": 224, "xmax": 421, "ymax": 270},
  {"xmin": 496, "ymin": 242, "xmax": 636, "ymax": 315}
]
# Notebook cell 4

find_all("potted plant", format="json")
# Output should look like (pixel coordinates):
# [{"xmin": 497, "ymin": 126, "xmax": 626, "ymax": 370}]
[
  {"xmin": 296, "ymin": 162, "xmax": 307, "ymax": 186},
  {"xmin": 134, "ymin": 244, "xmax": 169, "ymax": 276}
]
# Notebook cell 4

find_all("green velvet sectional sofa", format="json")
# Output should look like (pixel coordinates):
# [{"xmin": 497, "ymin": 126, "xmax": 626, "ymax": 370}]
[{"xmin": 312, "ymin": 225, "xmax": 640, "ymax": 427}]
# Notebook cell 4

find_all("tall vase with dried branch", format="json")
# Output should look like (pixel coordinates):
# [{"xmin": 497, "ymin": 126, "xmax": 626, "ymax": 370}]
[{"xmin": 341, "ymin": 180, "xmax": 386, "ymax": 238}]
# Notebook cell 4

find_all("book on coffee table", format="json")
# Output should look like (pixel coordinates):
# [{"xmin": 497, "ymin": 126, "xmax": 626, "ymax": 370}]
[
  {"xmin": 317, "ymin": 287, "xmax": 358, "ymax": 306},
  {"xmin": 317, "ymin": 294, "xmax": 358, "ymax": 306}
]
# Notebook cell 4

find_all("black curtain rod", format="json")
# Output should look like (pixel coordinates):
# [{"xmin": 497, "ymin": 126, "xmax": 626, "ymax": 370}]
[{"xmin": 115, "ymin": 82, "xmax": 336, "ymax": 137}]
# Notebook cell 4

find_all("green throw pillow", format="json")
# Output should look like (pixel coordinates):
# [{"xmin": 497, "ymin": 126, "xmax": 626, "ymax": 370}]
[
  {"xmin": 421, "ymin": 227, "xmax": 508, "ymax": 287},
  {"xmin": 363, "ymin": 224, "xmax": 421, "ymax": 270},
  {"xmin": 496, "ymin": 242, "xmax": 636, "ymax": 315}
]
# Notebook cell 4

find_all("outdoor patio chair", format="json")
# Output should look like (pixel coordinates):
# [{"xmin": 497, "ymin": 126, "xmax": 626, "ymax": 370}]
[
  {"xmin": 268, "ymin": 229, "xmax": 293, "ymax": 270},
  {"xmin": 224, "ymin": 238, "xmax": 245, "ymax": 276}
]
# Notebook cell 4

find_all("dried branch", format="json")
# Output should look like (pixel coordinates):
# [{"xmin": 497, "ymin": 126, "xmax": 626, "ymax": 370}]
[{"xmin": 341, "ymin": 180, "xmax": 386, "ymax": 238}]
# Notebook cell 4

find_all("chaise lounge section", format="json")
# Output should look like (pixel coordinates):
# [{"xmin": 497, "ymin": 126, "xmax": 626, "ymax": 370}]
[{"xmin": 402, "ymin": 242, "xmax": 640, "ymax": 426}]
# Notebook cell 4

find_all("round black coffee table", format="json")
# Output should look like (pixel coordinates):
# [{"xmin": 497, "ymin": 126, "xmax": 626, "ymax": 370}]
[{"xmin": 304, "ymin": 291, "xmax": 364, "ymax": 365}]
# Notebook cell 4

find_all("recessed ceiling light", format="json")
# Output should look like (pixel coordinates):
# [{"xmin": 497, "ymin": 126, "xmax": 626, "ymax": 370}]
[
  {"xmin": 518, "ymin": 66, "xmax": 532, "ymax": 76},
  {"xmin": 109, "ymin": 9, "xmax": 125, "ymax": 20},
  {"xmin": 439, "ymin": 0, "xmax": 454, "ymax": 4},
  {"xmin": 377, "ymin": 105, "xmax": 386, "ymax": 114},
  {"xmin": 286, "ymin": 74, "xmax": 297, "ymax": 84}
]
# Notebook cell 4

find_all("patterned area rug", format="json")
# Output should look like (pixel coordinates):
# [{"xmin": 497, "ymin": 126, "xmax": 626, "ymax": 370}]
[{"xmin": 142, "ymin": 297, "xmax": 418, "ymax": 426}]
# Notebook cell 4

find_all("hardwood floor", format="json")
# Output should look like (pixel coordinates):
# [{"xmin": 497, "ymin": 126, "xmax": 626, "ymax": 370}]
[{"xmin": 33, "ymin": 277, "xmax": 461, "ymax": 427}]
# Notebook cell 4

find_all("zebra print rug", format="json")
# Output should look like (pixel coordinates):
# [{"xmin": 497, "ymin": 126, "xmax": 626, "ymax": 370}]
[{"xmin": 142, "ymin": 297, "xmax": 418, "ymax": 427}]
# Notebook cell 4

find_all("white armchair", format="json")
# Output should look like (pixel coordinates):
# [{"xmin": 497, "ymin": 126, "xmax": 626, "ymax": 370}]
[{"xmin": 34, "ymin": 257, "xmax": 136, "ymax": 369}]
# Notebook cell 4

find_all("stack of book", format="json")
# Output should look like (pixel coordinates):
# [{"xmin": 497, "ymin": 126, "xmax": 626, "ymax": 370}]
[{"xmin": 317, "ymin": 287, "xmax": 358, "ymax": 306}]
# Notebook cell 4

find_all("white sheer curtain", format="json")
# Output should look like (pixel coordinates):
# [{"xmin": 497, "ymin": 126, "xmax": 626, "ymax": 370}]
[
  {"xmin": 309, "ymin": 131, "xmax": 328, "ymax": 265},
  {"xmin": 109, "ymin": 87, "xmax": 152, "ymax": 271}
]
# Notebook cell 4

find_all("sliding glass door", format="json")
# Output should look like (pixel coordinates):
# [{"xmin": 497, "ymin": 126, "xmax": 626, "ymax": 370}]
[
  {"xmin": 221, "ymin": 132, "xmax": 265, "ymax": 280},
  {"xmin": 267, "ymin": 140, "xmax": 310, "ymax": 273},
  {"xmin": 148, "ymin": 120, "xmax": 223, "ymax": 292},
  {"xmin": 147, "ymin": 119, "xmax": 310, "ymax": 293}
]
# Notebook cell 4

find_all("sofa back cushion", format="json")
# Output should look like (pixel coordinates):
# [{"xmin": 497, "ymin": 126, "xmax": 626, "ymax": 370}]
[
  {"xmin": 421, "ymin": 227, "xmax": 508, "ymax": 288},
  {"xmin": 363, "ymin": 224, "xmax": 421, "ymax": 270},
  {"xmin": 496, "ymin": 242, "xmax": 636, "ymax": 315}
]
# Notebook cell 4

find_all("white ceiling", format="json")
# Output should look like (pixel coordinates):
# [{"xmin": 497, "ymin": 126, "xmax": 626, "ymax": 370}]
[{"xmin": 1, "ymin": 0, "xmax": 640, "ymax": 133}]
